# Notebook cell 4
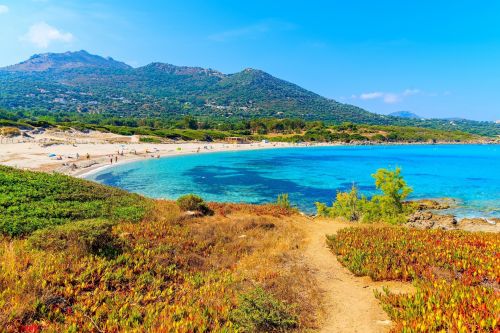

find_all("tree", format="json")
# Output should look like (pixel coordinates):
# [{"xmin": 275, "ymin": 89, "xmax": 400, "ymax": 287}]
[
  {"xmin": 371, "ymin": 167, "xmax": 412, "ymax": 214},
  {"xmin": 182, "ymin": 116, "xmax": 198, "ymax": 130}
]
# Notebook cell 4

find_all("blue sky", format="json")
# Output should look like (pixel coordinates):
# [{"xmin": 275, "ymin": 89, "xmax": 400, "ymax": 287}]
[{"xmin": 0, "ymin": 0, "xmax": 499, "ymax": 120}]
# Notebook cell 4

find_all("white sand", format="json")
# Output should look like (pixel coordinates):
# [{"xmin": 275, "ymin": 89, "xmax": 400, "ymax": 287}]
[{"xmin": 0, "ymin": 129, "xmax": 316, "ymax": 177}]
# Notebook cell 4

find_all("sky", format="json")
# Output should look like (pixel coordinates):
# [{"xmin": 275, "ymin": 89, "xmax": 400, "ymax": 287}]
[{"xmin": 0, "ymin": 1, "xmax": 499, "ymax": 121}]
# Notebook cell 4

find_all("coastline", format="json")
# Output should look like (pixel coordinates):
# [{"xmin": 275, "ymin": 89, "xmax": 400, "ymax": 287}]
[
  {"xmin": 1, "ymin": 137, "xmax": 498, "ymax": 227},
  {"xmin": 74, "ymin": 142, "xmax": 306, "ymax": 178},
  {"xmin": 1, "ymin": 134, "xmax": 497, "ymax": 178}
]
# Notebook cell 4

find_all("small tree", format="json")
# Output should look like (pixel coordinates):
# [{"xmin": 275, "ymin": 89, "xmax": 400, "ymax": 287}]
[
  {"xmin": 316, "ymin": 168, "xmax": 414, "ymax": 224},
  {"xmin": 371, "ymin": 167, "xmax": 412, "ymax": 214}
]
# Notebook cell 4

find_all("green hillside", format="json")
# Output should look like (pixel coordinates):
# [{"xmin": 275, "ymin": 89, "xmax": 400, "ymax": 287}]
[
  {"xmin": 0, "ymin": 51, "xmax": 499, "ymax": 136},
  {"xmin": 0, "ymin": 166, "xmax": 149, "ymax": 236}
]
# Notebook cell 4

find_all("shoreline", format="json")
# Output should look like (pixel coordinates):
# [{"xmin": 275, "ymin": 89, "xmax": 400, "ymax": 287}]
[
  {"xmin": 1, "ymin": 137, "xmax": 498, "ymax": 225},
  {"xmin": 1, "ymin": 138, "xmax": 497, "ymax": 179},
  {"xmin": 75, "ymin": 140, "xmax": 499, "ymax": 178}
]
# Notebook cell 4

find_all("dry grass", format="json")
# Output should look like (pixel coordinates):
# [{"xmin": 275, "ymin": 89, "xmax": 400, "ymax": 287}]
[{"xmin": 0, "ymin": 200, "xmax": 321, "ymax": 331}]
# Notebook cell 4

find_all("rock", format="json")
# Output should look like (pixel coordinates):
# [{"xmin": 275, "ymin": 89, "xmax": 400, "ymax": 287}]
[
  {"xmin": 459, "ymin": 218, "xmax": 499, "ymax": 233},
  {"xmin": 432, "ymin": 215, "xmax": 457, "ymax": 230},
  {"xmin": 460, "ymin": 218, "xmax": 490, "ymax": 226},
  {"xmin": 411, "ymin": 199, "xmax": 452, "ymax": 210},
  {"xmin": 407, "ymin": 211, "xmax": 457, "ymax": 230},
  {"xmin": 489, "ymin": 218, "xmax": 499, "ymax": 225}
]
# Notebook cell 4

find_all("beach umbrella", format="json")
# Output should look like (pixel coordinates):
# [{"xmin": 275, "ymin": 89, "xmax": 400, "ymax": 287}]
[{"xmin": 48, "ymin": 153, "xmax": 56, "ymax": 157}]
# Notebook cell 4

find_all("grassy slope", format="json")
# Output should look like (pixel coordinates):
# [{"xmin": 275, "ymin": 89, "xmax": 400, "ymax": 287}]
[
  {"xmin": 0, "ymin": 167, "xmax": 319, "ymax": 332},
  {"xmin": 0, "ymin": 166, "xmax": 150, "ymax": 236}
]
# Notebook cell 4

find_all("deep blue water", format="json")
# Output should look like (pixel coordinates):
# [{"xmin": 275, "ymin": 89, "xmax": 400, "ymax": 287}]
[{"xmin": 86, "ymin": 145, "xmax": 500, "ymax": 218}]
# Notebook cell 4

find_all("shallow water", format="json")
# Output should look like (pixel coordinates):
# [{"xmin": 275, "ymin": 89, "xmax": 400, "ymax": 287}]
[{"xmin": 87, "ymin": 144, "xmax": 500, "ymax": 218}]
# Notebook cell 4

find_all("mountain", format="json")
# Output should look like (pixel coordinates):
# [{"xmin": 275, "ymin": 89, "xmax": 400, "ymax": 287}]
[
  {"xmin": 389, "ymin": 111, "xmax": 421, "ymax": 119},
  {"xmin": 0, "ymin": 50, "xmax": 384, "ymax": 123},
  {"xmin": 0, "ymin": 51, "xmax": 498, "ymax": 136},
  {"xmin": 2, "ymin": 50, "xmax": 131, "ymax": 72}
]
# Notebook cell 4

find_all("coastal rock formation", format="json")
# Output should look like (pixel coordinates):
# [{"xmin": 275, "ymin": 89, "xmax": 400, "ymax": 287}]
[
  {"xmin": 407, "ymin": 212, "xmax": 499, "ymax": 232},
  {"xmin": 459, "ymin": 218, "xmax": 498, "ymax": 233},
  {"xmin": 412, "ymin": 199, "xmax": 454, "ymax": 210},
  {"xmin": 407, "ymin": 211, "xmax": 457, "ymax": 230}
]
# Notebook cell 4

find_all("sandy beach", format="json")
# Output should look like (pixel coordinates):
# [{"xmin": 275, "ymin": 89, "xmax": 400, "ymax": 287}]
[
  {"xmin": 0, "ymin": 129, "xmax": 312, "ymax": 177},
  {"xmin": 1, "ymin": 128, "xmax": 496, "ymax": 178}
]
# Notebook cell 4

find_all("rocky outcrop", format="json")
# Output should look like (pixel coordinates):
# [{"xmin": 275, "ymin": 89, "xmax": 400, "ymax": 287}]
[
  {"xmin": 407, "ymin": 211, "xmax": 457, "ymax": 230},
  {"xmin": 411, "ymin": 199, "xmax": 455, "ymax": 211},
  {"xmin": 459, "ymin": 218, "xmax": 498, "ymax": 233},
  {"xmin": 408, "ymin": 212, "xmax": 499, "ymax": 232}
]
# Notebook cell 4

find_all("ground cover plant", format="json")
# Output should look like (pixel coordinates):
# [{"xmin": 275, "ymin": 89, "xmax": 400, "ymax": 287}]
[
  {"xmin": 0, "ymin": 167, "xmax": 319, "ymax": 332},
  {"xmin": 0, "ymin": 166, "xmax": 150, "ymax": 236},
  {"xmin": 327, "ymin": 227, "xmax": 500, "ymax": 332}
]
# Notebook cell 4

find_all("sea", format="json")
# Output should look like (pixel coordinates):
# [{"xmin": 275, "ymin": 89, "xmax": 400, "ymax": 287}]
[{"xmin": 86, "ymin": 144, "xmax": 500, "ymax": 218}]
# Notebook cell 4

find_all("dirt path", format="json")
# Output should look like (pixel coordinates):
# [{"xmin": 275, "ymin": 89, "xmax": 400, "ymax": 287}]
[{"xmin": 300, "ymin": 219, "xmax": 413, "ymax": 333}]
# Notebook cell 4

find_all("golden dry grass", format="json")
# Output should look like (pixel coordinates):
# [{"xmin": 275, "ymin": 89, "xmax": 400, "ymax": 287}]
[{"xmin": 0, "ymin": 200, "xmax": 321, "ymax": 332}]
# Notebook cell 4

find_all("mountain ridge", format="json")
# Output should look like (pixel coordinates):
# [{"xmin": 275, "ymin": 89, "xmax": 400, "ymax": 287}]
[
  {"xmin": 0, "ymin": 50, "xmax": 381, "ymax": 123},
  {"xmin": 0, "ymin": 50, "xmax": 498, "ymax": 137},
  {"xmin": 2, "ymin": 50, "xmax": 131, "ymax": 72},
  {"xmin": 388, "ymin": 111, "xmax": 421, "ymax": 119}
]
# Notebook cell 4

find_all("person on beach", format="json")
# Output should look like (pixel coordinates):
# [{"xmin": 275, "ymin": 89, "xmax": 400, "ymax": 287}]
[
  {"xmin": 86, "ymin": 153, "xmax": 90, "ymax": 159},
  {"xmin": 110, "ymin": 156, "xmax": 113, "ymax": 164},
  {"xmin": 115, "ymin": 156, "xmax": 118, "ymax": 163}
]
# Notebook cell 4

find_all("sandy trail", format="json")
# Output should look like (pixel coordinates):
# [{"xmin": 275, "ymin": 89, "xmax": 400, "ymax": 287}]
[{"xmin": 300, "ymin": 219, "xmax": 413, "ymax": 333}]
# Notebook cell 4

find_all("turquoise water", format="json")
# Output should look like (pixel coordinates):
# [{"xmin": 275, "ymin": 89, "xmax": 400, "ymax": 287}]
[{"xmin": 87, "ymin": 144, "xmax": 500, "ymax": 218}]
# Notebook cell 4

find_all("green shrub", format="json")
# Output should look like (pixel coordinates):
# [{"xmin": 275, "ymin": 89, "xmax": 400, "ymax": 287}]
[
  {"xmin": 231, "ymin": 286, "xmax": 298, "ymax": 332},
  {"xmin": 316, "ymin": 168, "xmax": 415, "ymax": 224},
  {"xmin": 176, "ymin": 194, "xmax": 212, "ymax": 215},
  {"xmin": 139, "ymin": 136, "xmax": 162, "ymax": 143},
  {"xmin": 275, "ymin": 193, "xmax": 293, "ymax": 211},
  {"xmin": 27, "ymin": 219, "xmax": 121, "ymax": 257}
]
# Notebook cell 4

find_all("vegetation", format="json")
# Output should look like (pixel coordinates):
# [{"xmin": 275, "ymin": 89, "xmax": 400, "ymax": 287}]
[
  {"xmin": 231, "ymin": 286, "xmax": 298, "ymax": 332},
  {"xmin": 176, "ymin": 193, "xmax": 212, "ymax": 215},
  {"xmin": 0, "ymin": 108, "xmax": 489, "ymax": 143},
  {"xmin": 27, "ymin": 219, "xmax": 121, "ymax": 258},
  {"xmin": 327, "ymin": 227, "xmax": 499, "ymax": 332},
  {"xmin": 0, "ymin": 166, "xmax": 149, "ymax": 236},
  {"xmin": 0, "ymin": 167, "xmax": 318, "ymax": 332},
  {"xmin": 316, "ymin": 168, "xmax": 415, "ymax": 224},
  {"xmin": 276, "ymin": 193, "xmax": 294, "ymax": 211},
  {"xmin": 0, "ymin": 50, "xmax": 498, "ymax": 137}
]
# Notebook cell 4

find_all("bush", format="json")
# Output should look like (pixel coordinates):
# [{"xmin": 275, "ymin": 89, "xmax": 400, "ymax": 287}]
[
  {"xmin": 139, "ymin": 136, "xmax": 162, "ymax": 143},
  {"xmin": 316, "ymin": 168, "xmax": 415, "ymax": 224},
  {"xmin": 231, "ymin": 286, "xmax": 298, "ymax": 332},
  {"xmin": 177, "ymin": 194, "xmax": 212, "ymax": 215},
  {"xmin": 27, "ymin": 219, "xmax": 121, "ymax": 257},
  {"xmin": 319, "ymin": 185, "xmax": 367, "ymax": 221},
  {"xmin": 275, "ymin": 193, "xmax": 294, "ymax": 211}
]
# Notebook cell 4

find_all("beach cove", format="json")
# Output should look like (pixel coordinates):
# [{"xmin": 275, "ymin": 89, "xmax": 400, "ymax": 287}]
[{"xmin": 86, "ymin": 144, "xmax": 500, "ymax": 220}]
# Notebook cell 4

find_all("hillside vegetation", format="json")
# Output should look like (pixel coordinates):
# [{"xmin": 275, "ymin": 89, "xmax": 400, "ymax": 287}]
[
  {"xmin": 0, "ymin": 166, "xmax": 149, "ymax": 236},
  {"xmin": 0, "ymin": 166, "xmax": 319, "ymax": 332},
  {"xmin": 1, "ymin": 51, "xmax": 498, "ymax": 136},
  {"xmin": 0, "ymin": 109, "xmax": 488, "ymax": 143}
]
